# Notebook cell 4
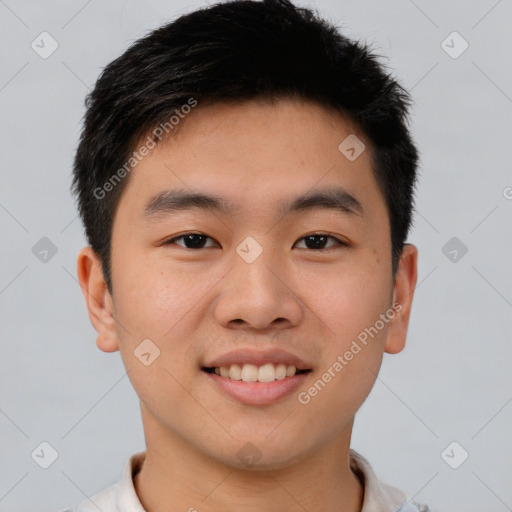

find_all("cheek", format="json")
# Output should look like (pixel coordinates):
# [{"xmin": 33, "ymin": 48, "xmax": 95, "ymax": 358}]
[
  {"xmin": 111, "ymin": 266, "xmax": 202, "ymax": 415},
  {"xmin": 300, "ymin": 352, "xmax": 381, "ymax": 442},
  {"xmin": 113, "ymin": 256, "xmax": 204, "ymax": 340},
  {"xmin": 309, "ymin": 262, "xmax": 391, "ymax": 345},
  {"xmin": 111, "ymin": 260, "xmax": 216, "ymax": 394},
  {"xmin": 303, "ymin": 263, "xmax": 391, "ymax": 418}
]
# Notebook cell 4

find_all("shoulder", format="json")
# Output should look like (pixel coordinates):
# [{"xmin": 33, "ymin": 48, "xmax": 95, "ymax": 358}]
[
  {"xmin": 349, "ymin": 449, "xmax": 431, "ymax": 512},
  {"xmin": 396, "ymin": 504, "xmax": 432, "ymax": 512},
  {"xmin": 56, "ymin": 450, "xmax": 146, "ymax": 512},
  {"xmin": 57, "ymin": 482, "xmax": 119, "ymax": 512}
]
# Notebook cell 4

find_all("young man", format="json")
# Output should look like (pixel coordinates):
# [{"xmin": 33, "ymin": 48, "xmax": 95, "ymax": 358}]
[{"xmin": 66, "ymin": 0, "xmax": 427, "ymax": 510}]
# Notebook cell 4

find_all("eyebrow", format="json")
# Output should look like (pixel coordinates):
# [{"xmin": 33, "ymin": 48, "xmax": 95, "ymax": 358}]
[{"xmin": 141, "ymin": 185, "xmax": 364, "ymax": 220}]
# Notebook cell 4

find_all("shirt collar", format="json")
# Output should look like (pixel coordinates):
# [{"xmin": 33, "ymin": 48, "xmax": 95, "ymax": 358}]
[
  {"xmin": 349, "ymin": 449, "xmax": 408, "ymax": 512},
  {"xmin": 117, "ymin": 450, "xmax": 146, "ymax": 511}
]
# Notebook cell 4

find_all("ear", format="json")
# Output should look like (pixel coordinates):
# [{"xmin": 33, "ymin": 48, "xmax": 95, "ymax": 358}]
[
  {"xmin": 76, "ymin": 247, "xmax": 120, "ymax": 353},
  {"xmin": 384, "ymin": 243, "xmax": 418, "ymax": 355}
]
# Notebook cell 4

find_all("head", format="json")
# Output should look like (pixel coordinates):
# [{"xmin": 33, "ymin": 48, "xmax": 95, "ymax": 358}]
[{"xmin": 74, "ymin": 0, "xmax": 418, "ymax": 470}]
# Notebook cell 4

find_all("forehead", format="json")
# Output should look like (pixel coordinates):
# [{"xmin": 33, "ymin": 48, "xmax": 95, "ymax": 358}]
[{"xmin": 116, "ymin": 98, "xmax": 385, "ymax": 224}]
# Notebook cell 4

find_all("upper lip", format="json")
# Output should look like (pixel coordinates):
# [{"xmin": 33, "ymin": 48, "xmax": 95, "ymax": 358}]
[{"xmin": 202, "ymin": 348, "xmax": 311, "ymax": 370}]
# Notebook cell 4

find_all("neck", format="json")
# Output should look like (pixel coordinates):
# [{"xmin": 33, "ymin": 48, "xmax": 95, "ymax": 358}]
[{"xmin": 133, "ymin": 405, "xmax": 364, "ymax": 512}]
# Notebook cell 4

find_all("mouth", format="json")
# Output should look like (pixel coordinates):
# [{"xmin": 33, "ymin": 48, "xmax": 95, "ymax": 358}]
[
  {"xmin": 201, "ymin": 363, "xmax": 312, "ymax": 383},
  {"xmin": 200, "ymin": 348, "xmax": 313, "ymax": 404},
  {"xmin": 201, "ymin": 363, "xmax": 312, "ymax": 406}
]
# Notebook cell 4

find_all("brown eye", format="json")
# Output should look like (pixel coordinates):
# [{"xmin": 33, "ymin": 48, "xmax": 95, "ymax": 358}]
[
  {"xmin": 165, "ymin": 233, "xmax": 218, "ymax": 249},
  {"xmin": 294, "ymin": 234, "xmax": 345, "ymax": 250}
]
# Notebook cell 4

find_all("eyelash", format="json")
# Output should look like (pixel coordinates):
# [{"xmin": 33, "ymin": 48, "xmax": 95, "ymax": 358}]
[{"xmin": 163, "ymin": 232, "xmax": 348, "ymax": 251}]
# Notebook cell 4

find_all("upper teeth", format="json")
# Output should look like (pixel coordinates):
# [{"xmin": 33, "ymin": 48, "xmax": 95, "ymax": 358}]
[{"xmin": 214, "ymin": 363, "xmax": 298, "ymax": 382}]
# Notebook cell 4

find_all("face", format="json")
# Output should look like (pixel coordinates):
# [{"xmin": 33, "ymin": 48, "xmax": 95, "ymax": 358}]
[{"xmin": 78, "ymin": 98, "xmax": 417, "ymax": 470}]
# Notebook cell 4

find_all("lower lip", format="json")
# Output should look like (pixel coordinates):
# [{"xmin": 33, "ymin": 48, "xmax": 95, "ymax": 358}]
[{"xmin": 202, "ymin": 370, "xmax": 310, "ymax": 406}]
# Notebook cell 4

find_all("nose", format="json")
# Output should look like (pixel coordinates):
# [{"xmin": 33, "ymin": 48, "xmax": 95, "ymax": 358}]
[{"xmin": 213, "ymin": 247, "xmax": 303, "ymax": 331}]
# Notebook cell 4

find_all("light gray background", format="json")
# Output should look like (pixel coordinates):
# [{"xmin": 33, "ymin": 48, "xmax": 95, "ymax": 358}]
[{"xmin": 1, "ymin": 1, "xmax": 511, "ymax": 511}]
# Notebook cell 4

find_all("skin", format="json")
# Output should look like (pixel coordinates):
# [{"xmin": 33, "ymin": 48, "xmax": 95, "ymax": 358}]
[{"xmin": 77, "ymin": 98, "xmax": 417, "ymax": 512}]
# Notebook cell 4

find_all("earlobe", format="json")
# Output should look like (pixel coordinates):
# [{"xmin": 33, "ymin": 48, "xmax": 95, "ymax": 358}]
[
  {"xmin": 384, "ymin": 244, "xmax": 418, "ymax": 355},
  {"xmin": 76, "ymin": 247, "xmax": 120, "ymax": 353}
]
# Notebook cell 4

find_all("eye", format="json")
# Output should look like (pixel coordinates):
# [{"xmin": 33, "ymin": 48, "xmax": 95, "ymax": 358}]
[
  {"xmin": 294, "ymin": 234, "xmax": 346, "ymax": 250},
  {"xmin": 164, "ymin": 232, "xmax": 347, "ymax": 250},
  {"xmin": 164, "ymin": 233, "xmax": 218, "ymax": 249}
]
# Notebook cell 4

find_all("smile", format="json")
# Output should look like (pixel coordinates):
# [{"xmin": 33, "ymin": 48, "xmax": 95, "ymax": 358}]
[
  {"xmin": 203, "ymin": 363, "xmax": 310, "ymax": 383},
  {"xmin": 201, "ymin": 365, "xmax": 312, "ymax": 406}
]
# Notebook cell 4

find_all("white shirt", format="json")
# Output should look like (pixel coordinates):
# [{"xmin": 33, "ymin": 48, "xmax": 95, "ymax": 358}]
[{"xmin": 60, "ymin": 449, "xmax": 429, "ymax": 512}]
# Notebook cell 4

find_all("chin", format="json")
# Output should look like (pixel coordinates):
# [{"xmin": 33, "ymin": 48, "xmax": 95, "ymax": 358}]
[{"xmin": 204, "ymin": 435, "xmax": 317, "ymax": 472}]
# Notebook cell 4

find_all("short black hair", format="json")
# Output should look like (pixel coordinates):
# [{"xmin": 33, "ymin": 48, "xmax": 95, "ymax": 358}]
[{"xmin": 72, "ymin": 0, "xmax": 419, "ymax": 294}]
